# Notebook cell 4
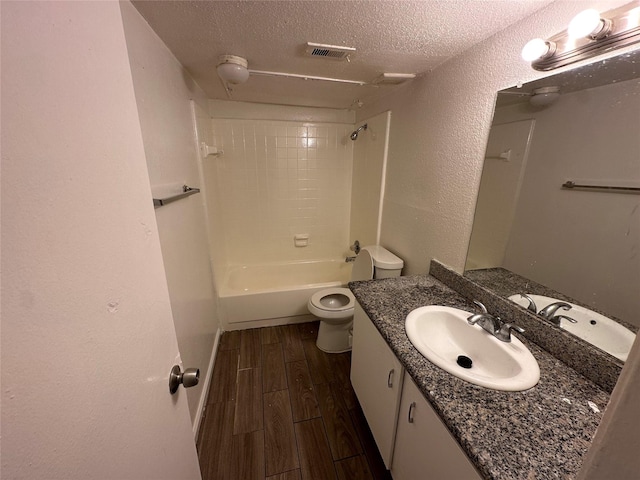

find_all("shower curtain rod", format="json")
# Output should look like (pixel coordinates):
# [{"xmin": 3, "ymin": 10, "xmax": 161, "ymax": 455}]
[{"xmin": 249, "ymin": 69, "xmax": 370, "ymax": 86}]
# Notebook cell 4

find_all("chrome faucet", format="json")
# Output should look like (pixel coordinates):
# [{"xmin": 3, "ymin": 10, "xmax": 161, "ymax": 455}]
[
  {"xmin": 519, "ymin": 294, "xmax": 538, "ymax": 313},
  {"xmin": 517, "ymin": 294, "xmax": 578, "ymax": 327},
  {"xmin": 467, "ymin": 301, "xmax": 502, "ymax": 335},
  {"xmin": 467, "ymin": 300, "xmax": 524, "ymax": 342},
  {"xmin": 495, "ymin": 322, "xmax": 526, "ymax": 342},
  {"xmin": 538, "ymin": 301, "xmax": 573, "ymax": 326}
]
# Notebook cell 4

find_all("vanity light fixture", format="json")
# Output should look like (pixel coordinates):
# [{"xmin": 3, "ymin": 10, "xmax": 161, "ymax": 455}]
[{"xmin": 522, "ymin": 1, "xmax": 640, "ymax": 71}]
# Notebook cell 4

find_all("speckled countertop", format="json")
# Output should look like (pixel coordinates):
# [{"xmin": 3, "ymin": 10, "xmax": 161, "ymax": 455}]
[{"xmin": 349, "ymin": 274, "xmax": 609, "ymax": 480}]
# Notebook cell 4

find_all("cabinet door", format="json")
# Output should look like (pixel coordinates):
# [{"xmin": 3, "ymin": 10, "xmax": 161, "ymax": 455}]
[
  {"xmin": 392, "ymin": 375, "xmax": 482, "ymax": 480},
  {"xmin": 351, "ymin": 302, "xmax": 404, "ymax": 468}
]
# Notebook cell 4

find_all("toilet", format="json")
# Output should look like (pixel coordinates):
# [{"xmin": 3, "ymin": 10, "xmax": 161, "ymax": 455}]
[{"xmin": 308, "ymin": 245, "xmax": 404, "ymax": 353}]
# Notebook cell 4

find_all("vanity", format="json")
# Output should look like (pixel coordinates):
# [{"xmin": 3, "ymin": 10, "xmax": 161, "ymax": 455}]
[{"xmin": 348, "ymin": 274, "xmax": 609, "ymax": 480}]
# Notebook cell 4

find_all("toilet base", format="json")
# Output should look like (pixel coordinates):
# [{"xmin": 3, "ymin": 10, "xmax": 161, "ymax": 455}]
[{"xmin": 315, "ymin": 318, "xmax": 353, "ymax": 353}]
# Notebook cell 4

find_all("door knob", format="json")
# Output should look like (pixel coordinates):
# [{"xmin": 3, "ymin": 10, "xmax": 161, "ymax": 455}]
[{"xmin": 169, "ymin": 365, "xmax": 200, "ymax": 394}]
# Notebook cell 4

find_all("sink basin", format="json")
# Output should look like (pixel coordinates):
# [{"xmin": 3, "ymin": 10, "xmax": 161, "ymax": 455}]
[
  {"xmin": 405, "ymin": 306, "xmax": 540, "ymax": 391},
  {"xmin": 509, "ymin": 294, "xmax": 636, "ymax": 362}
]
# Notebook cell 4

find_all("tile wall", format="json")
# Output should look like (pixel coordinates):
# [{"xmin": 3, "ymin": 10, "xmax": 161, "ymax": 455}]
[{"xmin": 205, "ymin": 119, "xmax": 353, "ymax": 265}]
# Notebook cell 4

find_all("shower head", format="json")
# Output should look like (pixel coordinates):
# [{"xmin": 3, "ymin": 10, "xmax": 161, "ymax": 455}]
[{"xmin": 350, "ymin": 123, "xmax": 368, "ymax": 141}]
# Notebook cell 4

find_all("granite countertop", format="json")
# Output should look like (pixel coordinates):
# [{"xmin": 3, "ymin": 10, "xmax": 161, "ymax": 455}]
[{"xmin": 349, "ymin": 274, "xmax": 609, "ymax": 480}]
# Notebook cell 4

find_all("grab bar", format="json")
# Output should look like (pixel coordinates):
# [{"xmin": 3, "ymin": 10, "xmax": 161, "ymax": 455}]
[
  {"xmin": 561, "ymin": 181, "xmax": 640, "ymax": 194},
  {"xmin": 153, "ymin": 185, "xmax": 201, "ymax": 208}
]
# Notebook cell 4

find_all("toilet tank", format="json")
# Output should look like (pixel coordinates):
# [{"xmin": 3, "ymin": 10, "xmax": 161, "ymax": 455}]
[{"xmin": 365, "ymin": 245, "xmax": 404, "ymax": 279}]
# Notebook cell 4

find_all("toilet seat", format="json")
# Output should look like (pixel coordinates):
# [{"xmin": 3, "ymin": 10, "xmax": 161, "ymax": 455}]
[{"xmin": 308, "ymin": 287, "xmax": 355, "ymax": 319}]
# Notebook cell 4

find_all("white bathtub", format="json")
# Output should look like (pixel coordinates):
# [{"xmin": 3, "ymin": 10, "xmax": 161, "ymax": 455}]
[{"xmin": 218, "ymin": 260, "xmax": 353, "ymax": 326}]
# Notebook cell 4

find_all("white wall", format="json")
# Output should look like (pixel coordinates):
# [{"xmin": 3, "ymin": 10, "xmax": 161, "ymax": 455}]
[
  {"xmin": 349, "ymin": 111, "xmax": 391, "ymax": 247},
  {"xmin": 207, "ymin": 103, "xmax": 355, "ymax": 268},
  {"xmin": 1, "ymin": 2, "xmax": 200, "ymax": 478},
  {"xmin": 120, "ymin": 1, "xmax": 220, "ymax": 428},
  {"xmin": 358, "ymin": 0, "xmax": 635, "ymax": 276},
  {"xmin": 495, "ymin": 79, "xmax": 640, "ymax": 325}
]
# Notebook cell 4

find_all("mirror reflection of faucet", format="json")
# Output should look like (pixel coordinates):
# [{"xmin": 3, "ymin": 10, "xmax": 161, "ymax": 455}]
[{"xmin": 519, "ymin": 294, "xmax": 577, "ymax": 326}]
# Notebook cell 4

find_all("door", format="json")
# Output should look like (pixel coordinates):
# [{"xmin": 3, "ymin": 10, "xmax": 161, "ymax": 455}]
[{"xmin": 1, "ymin": 3, "xmax": 201, "ymax": 479}]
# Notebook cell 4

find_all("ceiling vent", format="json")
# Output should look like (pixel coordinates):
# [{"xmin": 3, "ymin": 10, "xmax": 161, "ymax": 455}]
[{"xmin": 305, "ymin": 42, "xmax": 355, "ymax": 60}]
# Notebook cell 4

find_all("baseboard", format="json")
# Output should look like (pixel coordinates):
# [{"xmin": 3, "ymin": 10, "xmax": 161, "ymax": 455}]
[
  {"xmin": 224, "ymin": 313, "xmax": 316, "ymax": 331},
  {"xmin": 193, "ymin": 327, "xmax": 222, "ymax": 440}
]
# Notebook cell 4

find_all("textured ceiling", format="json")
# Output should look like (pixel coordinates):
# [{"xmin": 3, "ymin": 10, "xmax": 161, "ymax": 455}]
[{"xmin": 132, "ymin": 0, "xmax": 555, "ymax": 109}]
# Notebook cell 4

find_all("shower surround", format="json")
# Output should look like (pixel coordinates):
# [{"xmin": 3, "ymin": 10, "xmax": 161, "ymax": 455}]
[{"xmin": 201, "ymin": 106, "xmax": 356, "ymax": 327}]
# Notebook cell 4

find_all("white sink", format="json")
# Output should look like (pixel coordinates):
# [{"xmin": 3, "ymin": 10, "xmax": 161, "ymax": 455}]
[
  {"xmin": 509, "ymin": 294, "xmax": 636, "ymax": 362},
  {"xmin": 405, "ymin": 305, "xmax": 540, "ymax": 391}
]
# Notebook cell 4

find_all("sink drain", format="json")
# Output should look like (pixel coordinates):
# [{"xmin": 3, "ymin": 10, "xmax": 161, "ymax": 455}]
[{"xmin": 457, "ymin": 355, "xmax": 473, "ymax": 369}]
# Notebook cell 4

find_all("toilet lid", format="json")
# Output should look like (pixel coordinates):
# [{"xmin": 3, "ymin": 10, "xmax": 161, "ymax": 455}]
[{"xmin": 309, "ymin": 287, "xmax": 355, "ymax": 312}]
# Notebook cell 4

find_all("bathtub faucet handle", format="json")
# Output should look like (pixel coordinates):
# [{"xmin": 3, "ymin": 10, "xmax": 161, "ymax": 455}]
[{"xmin": 350, "ymin": 240, "xmax": 361, "ymax": 255}]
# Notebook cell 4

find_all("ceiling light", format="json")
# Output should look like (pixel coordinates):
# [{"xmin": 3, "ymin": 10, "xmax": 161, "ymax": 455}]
[
  {"xmin": 521, "ymin": 38, "xmax": 556, "ymax": 62},
  {"xmin": 568, "ymin": 9, "xmax": 612, "ymax": 39},
  {"xmin": 216, "ymin": 55, "xmax": 249, "ymax": 85},
  {"xmin": 529, "ymin": 86, "xmax": 560, "ymax": 107}
]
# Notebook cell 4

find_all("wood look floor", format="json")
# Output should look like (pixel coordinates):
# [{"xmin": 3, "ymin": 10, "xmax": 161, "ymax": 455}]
[{"xmin": 197, "ymin": 321, "xmax": 393, "ymax": 480}]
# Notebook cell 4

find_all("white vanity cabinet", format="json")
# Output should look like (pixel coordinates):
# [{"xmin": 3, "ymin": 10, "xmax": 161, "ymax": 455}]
[
  {"xmin": 391, "ymin": 374, "xmax": 482, "ymax": 480},
  {"xmin": 351, "ymin": 303, "xmax": 404, "ymax": 468},
  {"xmin": 351, "ymin": 302, "xmax": 482, "ymax": 479}
]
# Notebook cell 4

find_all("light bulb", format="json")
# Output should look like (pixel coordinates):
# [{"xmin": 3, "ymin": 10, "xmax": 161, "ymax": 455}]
[
  {"xmin": 521, "ymin": 38, "xmax": 555, "ymax": 62},
  {"xmin": 568, "ymin": 9, "xmax": 611, "ymax": 39}
]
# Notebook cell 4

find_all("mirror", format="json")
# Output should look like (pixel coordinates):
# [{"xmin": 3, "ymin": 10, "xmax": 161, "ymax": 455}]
[{"xmin": 465, "ymin": 50, "xmax": 640, "ymax": 362}]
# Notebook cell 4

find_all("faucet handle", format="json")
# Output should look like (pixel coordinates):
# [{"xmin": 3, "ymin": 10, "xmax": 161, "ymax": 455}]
[
  {"xmin": 496, "ymin": 323, "xmax": 525, "ymax": 342},
  {"xmin": 552, "ymin": 314, "xmax": 578, "ymax": 324}
]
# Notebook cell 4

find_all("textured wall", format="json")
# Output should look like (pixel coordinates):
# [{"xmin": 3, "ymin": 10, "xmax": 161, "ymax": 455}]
[
  {"xmin": 121, "ymin": 1, "xmax": 220, "ymax": 429},
  {"xmin": 358, "ymin": 0, "xmax": 635, "ymax": 275}
]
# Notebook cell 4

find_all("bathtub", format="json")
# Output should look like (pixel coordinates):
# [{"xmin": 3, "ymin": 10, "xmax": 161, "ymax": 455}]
[{"xmin": 218, "ymin": 260, "xmax": 353, "ymax": 327}]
